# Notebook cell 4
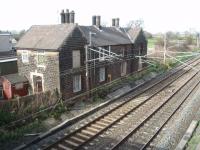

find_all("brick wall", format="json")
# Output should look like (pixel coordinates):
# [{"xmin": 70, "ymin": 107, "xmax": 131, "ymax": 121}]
[{"xmin": 59, "ymin": 27, "xmax": 87, "ymax": 99}]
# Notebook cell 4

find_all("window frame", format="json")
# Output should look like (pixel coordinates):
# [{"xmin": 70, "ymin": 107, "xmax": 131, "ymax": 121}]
[
  {"xmin": 99, "ymin": 67, "xmax": 105, "ymax": 82},
  {"xmin": 21, "ymin": 50, "xmax": 29, "ymax": 63},
  {"xmin": 73, "ymin": 75, "xmax": 81, "ymax": 93},
  {"xmin": 121, "ymin": 61, "xmax": 127, "ymax": 76},
  {"xmin": 37, "ymin": 50, "xmax": 45, "ymax": 68},
  {"xmin": 72, "ymin": 50, "xmax": 81, "ymax": 68}
]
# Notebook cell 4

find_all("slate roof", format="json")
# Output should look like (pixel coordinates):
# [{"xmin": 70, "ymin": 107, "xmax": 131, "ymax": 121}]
[
  {"xmin": 16, "ymin": 23, "xmax": 144, "ymax": 50},
  {"xmin": 3, "ymin": 73, "xmax": 28, "ymax": 84},
  {"xmin": 79, "ymin": 26, "xmax": 134, "ymax": 47},
  {"xmin": 16, "ymin": 24, "xmax": 76, "ymax": 50}
]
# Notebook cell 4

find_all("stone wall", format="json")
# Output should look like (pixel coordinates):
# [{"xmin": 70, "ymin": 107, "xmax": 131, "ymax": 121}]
[{"xmin": 17, "ymin": 50, "xmax": 60, "ymax": 93}]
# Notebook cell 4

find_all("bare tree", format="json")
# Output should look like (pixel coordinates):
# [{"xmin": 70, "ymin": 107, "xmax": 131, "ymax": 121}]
[{"xmin": 127, "ymin": 19, "xmax": 144, "ymax": 28}]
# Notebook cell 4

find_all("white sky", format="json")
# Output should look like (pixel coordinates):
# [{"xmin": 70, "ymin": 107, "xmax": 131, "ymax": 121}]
[{"xmin": 1, "ymin": 0, "xmax": 200, "ymax": 33}]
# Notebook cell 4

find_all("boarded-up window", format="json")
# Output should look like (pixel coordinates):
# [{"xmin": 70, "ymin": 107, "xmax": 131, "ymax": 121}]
[
  {"xmin": 37, "ymin": 50, "xmax": 45, "ymax": 66},
  {"xmin": 73, "ymin": 50, "xmax": 80, "ymax": 68},
  {"xmin": 99, "ymin": 67, "xmax": 105, "ymax": 82},
  {"xmin": 121, "ymin": 61, "xmax": 127, "ymax": 76},
  {"xmin": 73, "ymin": 75, "xmax": 81, "ymax": 92},
  {"xmin": 22, "ymin": 50, "xmax": 29, "ymax": 63}
]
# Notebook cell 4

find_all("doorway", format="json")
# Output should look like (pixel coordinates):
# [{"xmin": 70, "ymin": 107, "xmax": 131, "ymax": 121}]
[{"xmin": 33, "ymin": 75, "xmax": 43, "ymax": 93}]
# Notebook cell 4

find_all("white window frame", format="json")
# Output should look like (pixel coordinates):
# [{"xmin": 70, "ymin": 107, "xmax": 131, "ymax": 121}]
[
  {"xmin": 121, "ymin": 61, "xmax": 127, "ymax": 76},
  {"xmin": 37, "ymin": 50, "xmax": 45, "ymax": 67},
  {"xmin": 30, "ymin": 72, "xmax": 44, "ymax": 93},
  {"xmin": 73, "ymin": 75, "xmax": 81, "ymax": 92},
  {"xmin": 72, "ymin": 50, "xmax": 81, "ymax": 68},
  {"xmin": 22, "ymin": 50, "xmax": 29, "ymax": 63},
  {"xmin": 99, "ymin": 67, "xmax": 105, "ymax": 82}
]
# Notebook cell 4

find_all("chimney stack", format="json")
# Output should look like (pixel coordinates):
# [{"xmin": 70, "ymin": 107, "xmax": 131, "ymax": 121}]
[
  {"xmin": 69, "ymin": 10, "xmax": 75, "ymax": 23},
  {"xmin": 60, "ymin": 9, "xmax": 75, "ymax": 24},
  {"xmin": 60, "ymin": 9, "xmax": 65, "ymax": 24},
  {"xmin": 65, "ymin": 9, "xmax": 70, "ymax": 23},
  {"xmin": 96, "ymin": 16, "xmax": 101, "ymax": 28}
]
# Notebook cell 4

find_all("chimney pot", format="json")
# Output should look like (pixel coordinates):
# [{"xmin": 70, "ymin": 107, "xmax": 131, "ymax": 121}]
[
  {"xmin": 115, "ymin": 18, "xmax": 120, "ymax": 27},
  {"xmin": 69, "ymin": 10, "xmax": 75, "ymax": 23},
  {"xmin": 60, "ymin": 9, "xmax": 65, "ymax": 24},
  {"xmin": 92, "ymin": 16, "xmax": 96, "ymax": 26},
  {"xmin": 112, "ymin": 18, "xmax": 116, "ymax": 26},
  {"xmin": 65, "ymin": 9, "xmax": 70, "ymax": 23},
  {"xmin": 96, "ymin": 16, "xmax": 101, "ymax": 28}
]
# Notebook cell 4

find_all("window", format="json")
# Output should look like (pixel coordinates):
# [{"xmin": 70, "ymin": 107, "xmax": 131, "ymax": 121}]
[
  {"xmin": 121, "ymin": 61, "xmax": 127, "ymax": 76},
  {"xmin": 22, "ymin": 50, "xmax": 29, "ymax": 63},
  {"xmin": 99, "ymin": 47, "xmax": 105, "ymax": 61},
  {"xmin": 73, "ymin": 75, "xmax": 81, "ymax": 92},
  {"xmin": 122, "ymin": 49, "xmax": 126, "ymax": 57},
  {"xmin": 99, "ymin": 67, "xmax": 105, "ymax": 82},
  {"xmin": 37, "ymin": 50, "xmax": 45, "ymax": 67},
  {"xmin": 72, "ymin": 50, "xmax": 80, "ymax": 68}
]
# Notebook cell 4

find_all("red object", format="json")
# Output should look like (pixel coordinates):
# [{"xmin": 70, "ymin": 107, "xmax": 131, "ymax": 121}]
[{"xmin": 2, "ymin": 74, "xmax": 29, "ymax": 100}]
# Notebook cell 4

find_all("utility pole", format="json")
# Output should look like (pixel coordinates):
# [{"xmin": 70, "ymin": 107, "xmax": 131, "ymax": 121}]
[
  {"xmin": 197, "ymin": 33, "xmax": 199, "ymax": 48},
  {"xmin": 163, "ymin": 33, "xmax": 167, "ymax": 64},
  {"xmin": 85, "ymin": 45, "xmax": 89, "ymax": 97}
]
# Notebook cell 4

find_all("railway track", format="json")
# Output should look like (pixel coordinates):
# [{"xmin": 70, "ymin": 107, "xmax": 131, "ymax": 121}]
[
  {"xmin": 111, "ymin": 68, "xmax": 200, "ymax": 150},
  {"xmin": 40, "ymin": 58, "xmax": 200, "ymax": 150}
]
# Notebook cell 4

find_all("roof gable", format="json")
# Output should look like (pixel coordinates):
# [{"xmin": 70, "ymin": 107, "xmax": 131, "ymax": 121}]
[{"xmin": 16, "ymin": 24, "xmax": 76, "ymax": 50}]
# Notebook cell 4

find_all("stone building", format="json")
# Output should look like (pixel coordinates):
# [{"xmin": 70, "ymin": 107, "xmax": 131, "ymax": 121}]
[{"xmin": 15, "ymin": 10, "xmax": 147, "ymax": 100}]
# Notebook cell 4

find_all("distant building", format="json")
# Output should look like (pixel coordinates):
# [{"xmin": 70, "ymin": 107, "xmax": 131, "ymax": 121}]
[
  {"xmin": 0, "ymin": 51, "xmax": 18, "ymax": 76},
  {"xmin": 0, "ymin": 33, "xmax": 18, "ymax": 76},
  {"xmin": 0, "ymin": 33, "xmax": 14, "ymax": 52},
  {"xmin": 15, "ymin": 9, "xmax": 147, "ymax": 100}
]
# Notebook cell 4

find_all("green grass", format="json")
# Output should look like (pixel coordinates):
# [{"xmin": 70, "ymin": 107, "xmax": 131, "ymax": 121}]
[
  {"xmin": 187, "ymin": 134, "xmax": 200, "ymax": 150},
  {"xmin": 0, "ymin": 119, "xmax": 44, "ymax": 142}
]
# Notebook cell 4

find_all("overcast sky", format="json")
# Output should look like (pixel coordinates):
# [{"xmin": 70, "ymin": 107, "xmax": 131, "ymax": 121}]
[{"xmin": 1, "ymin": 0, "xmax": 199, "ymax": 33}]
